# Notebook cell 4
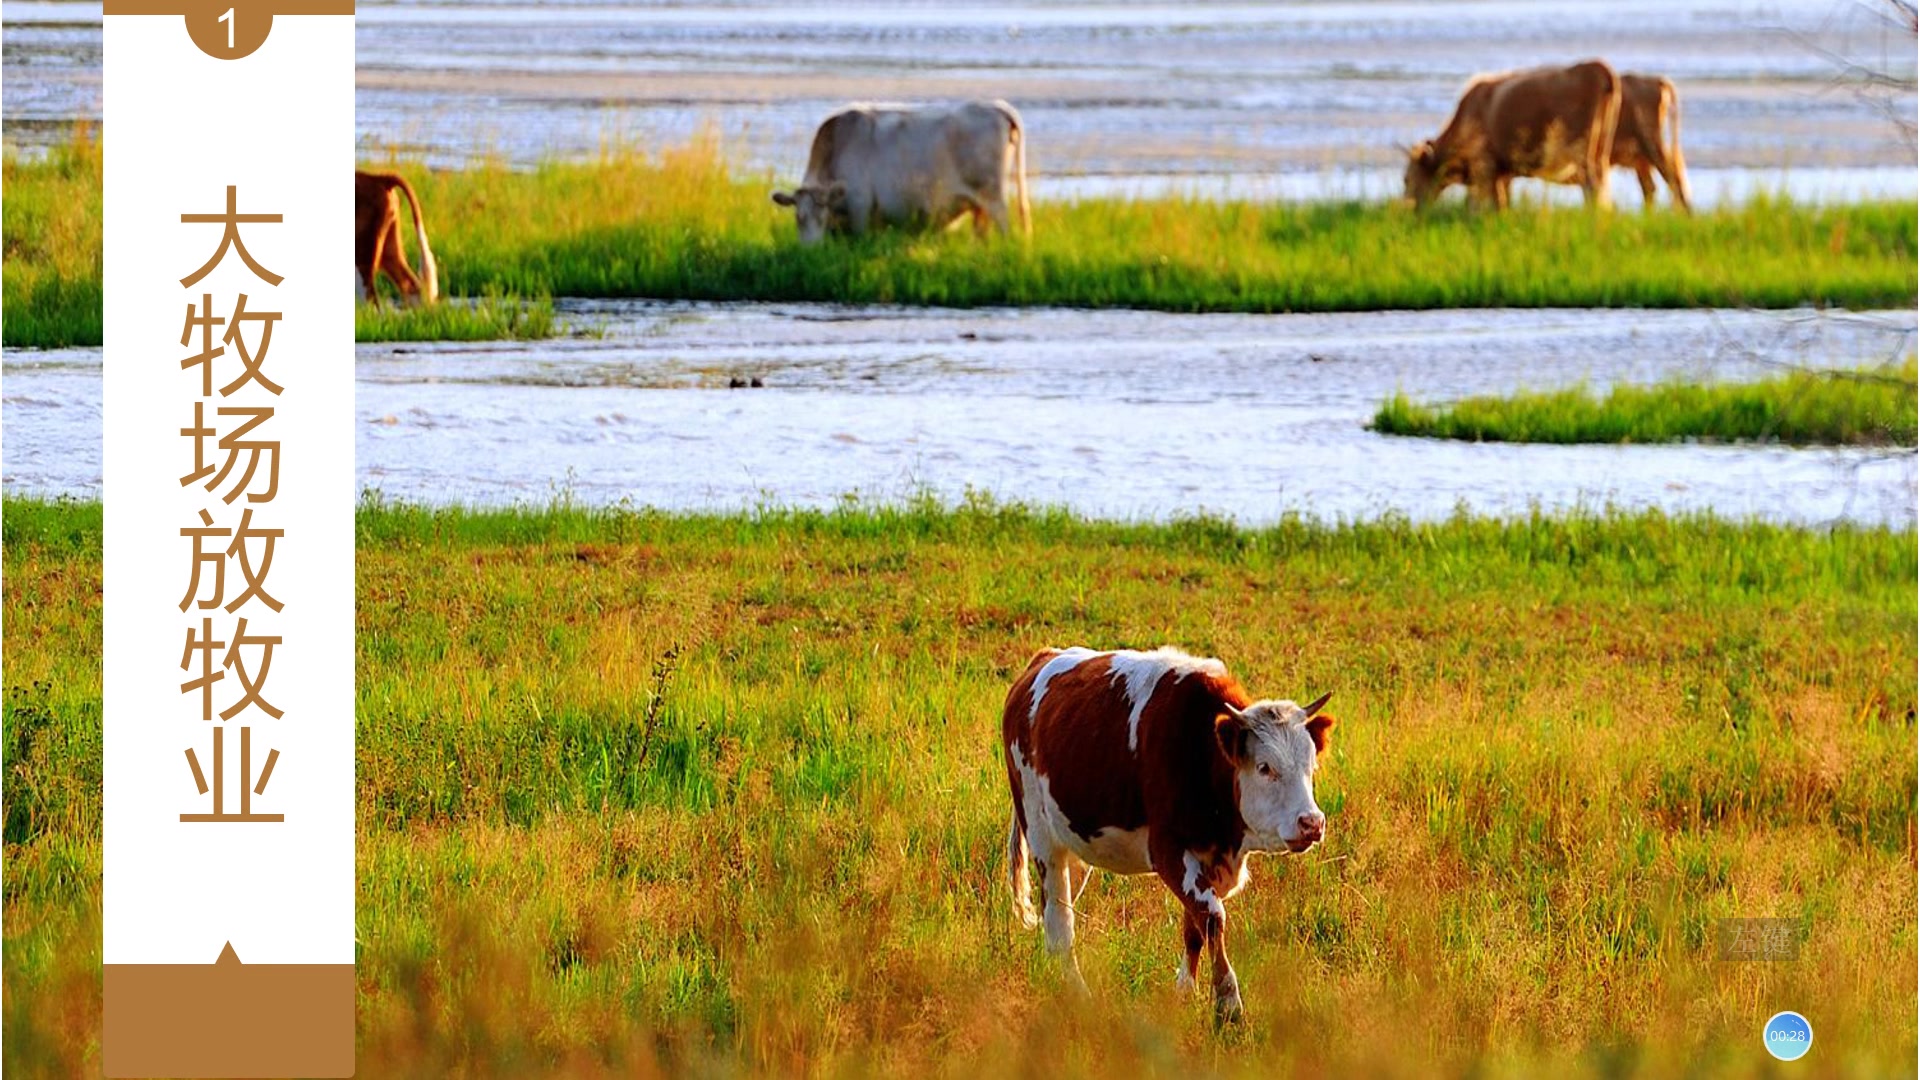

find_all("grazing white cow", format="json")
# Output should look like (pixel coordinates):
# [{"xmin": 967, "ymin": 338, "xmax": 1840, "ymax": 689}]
[
  {"xmin": 772, "ymin": 100, "xmax": 1032, "ymax": 243},
  {"xmin": 1001, "ymin": 646, "xmax": 1336, "ymax": 1021}
]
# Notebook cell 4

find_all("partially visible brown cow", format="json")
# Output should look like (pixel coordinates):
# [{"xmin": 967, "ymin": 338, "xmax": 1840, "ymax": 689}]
[
  {"xmin": 1611, "ymin": 73, "xmax": 1690, "ymax": 211},
  {"xmin": 1002, "ymin": 646, "xmax": 1336, "ymax": 1021},
  {"xmin": 354, "ymin": 170, "xmax": 439, "ymax": 307},
  {"xmin": 1404, "ymin": 60, "xmax": 1623, "ymax": 210}
]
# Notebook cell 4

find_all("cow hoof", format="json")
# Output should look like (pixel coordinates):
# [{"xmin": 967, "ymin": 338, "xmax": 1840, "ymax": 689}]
[
  {"xmin": 1174, "ymin": 967, "xmax": 1195, "ymax": 995},
  {"xmin": 1213, "ymin": 994, "xmax": 1244, "ymax": 1025},
  {"xmin": 1063, "ymin": 965, "xmax": 1091, "ymax": 999}
]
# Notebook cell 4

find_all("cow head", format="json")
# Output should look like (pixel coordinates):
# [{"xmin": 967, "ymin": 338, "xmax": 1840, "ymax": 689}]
[
  {"xmin": 1216, "ymin": 692, "xmax": 1335, "ymax": 854},
  {"xmin": 771, "ymin": 182, "xmax": 847, "ymax": 245},
  {"xmin": 1402, "ymin": 141, "xmax": 1445, "ymax": 208}
]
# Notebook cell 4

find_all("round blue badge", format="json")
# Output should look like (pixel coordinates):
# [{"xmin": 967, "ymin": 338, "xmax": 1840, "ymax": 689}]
[{"xmin": 1763, "ymin": 1011, "xmax": 1812, "ymax": 1062}]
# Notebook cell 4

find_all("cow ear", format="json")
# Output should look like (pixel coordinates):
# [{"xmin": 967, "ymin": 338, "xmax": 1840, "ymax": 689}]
[
  {"xmin": 1215, "ymin": 704, "xmax": 1251, "ymax": 765},
  {"xmin": 771, "ymin": 190, "xmax": 796, "ymax": 207},
  {"xmin": 1413, "ymin": 140, "xmax": 1435, "ymax": 165},
  {"xmin": 1305, "ymin": 714, "xmax": 1335, "ymax": 755}
]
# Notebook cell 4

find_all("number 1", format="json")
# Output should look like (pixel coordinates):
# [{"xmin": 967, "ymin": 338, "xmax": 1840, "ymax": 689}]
[{"xmin": 218, "ymin": 7, "xmax": 234, "ymax": 49}]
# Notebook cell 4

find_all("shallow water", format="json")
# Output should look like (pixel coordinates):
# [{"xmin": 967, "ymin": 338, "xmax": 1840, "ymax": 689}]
[
  {"xmin": 7, "ymin": 304, "xmax": 1914, "ymax": 525},
  {"xmin": 6, "ymin": 0, "xmax": 1915, "ymax": 205}
]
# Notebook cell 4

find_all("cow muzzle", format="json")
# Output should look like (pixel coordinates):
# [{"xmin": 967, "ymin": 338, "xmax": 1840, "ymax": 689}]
[{"xmin": 1287, "ymin": 810, "xmax": 1326, "ymax": 853}]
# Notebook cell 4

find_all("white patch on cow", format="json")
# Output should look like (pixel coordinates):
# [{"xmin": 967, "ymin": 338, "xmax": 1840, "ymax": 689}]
[
  {"xmin": 1080, "ymin": 825, "xmax": 1151, "ymax": 876},
  {"xmin": 1104, "ymin": 647, "xmax": 1226, "ymax": 753},
  {"xmin": 1182, "ymin": 851, "xmax": 1224, "ymax": 917},
  {"xmin": 1012, "ymin": 738, "xmax": 1153, "ymax": 878},
  {"xmin": 1027, "ymin": 646, "xmax": 1097, "ymax": 722}
]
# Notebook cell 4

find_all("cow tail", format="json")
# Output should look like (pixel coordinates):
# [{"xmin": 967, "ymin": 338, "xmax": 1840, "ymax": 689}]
[
  {"xmin": 395, "ymin": 175, "xmax": 439, "ymax": 303},
  {"xmin": 1007, "ymin": 809, "xmax": 1039, "ymax": 929},
  {"xmin": 1001, "ymin": 103, "xmax": 1032, "ymax": 239},
  {"xmin": 1664, "ymin": 80, "xmax": 1691, "ymax": 210},
  {"xmin": 1589, "ymin": 65, "xmax": 1622, "ymax": 208}
]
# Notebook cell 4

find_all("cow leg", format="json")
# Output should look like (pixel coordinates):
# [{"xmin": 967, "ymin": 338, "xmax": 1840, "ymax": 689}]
[
  {"xmin": 1176, "ymin": 908, "xmax": 1204, "ymax": 994},
  {"xmin": 1038, "ymin": 855, "xmax": 1088, "ymax": 992},
  {"xmin": 380, "ymin": 219, "xmax": 424, "ymax": 306},
  {"xmin": 363, "ymin": 221, "xmax": 390, "ymax": 310},
  {"xmin": 1205, "ymin": 908, "xmax": 1242, "ymax": 1022},
  {"xmin": 845, "ymin": 195, "xmax": 872, "ymax": 236},
  {"xmin": 1467, "ymin": 163, "xmax": 1500, "ymax": 212},
  {"xmin": 1635, "ymin": 163, "xmax": 1658, "ymax": 211},
  {"xmin": 983, "ymin": 198, "xmax": 1010, "ymax": 237},
  {"xmin": 1584, "ymin": 164, "xmax": 1613, "ymax": 210},
  {"xmin": 1658, "ymin": 156, "xmax": 1691, "ymax": 213}
]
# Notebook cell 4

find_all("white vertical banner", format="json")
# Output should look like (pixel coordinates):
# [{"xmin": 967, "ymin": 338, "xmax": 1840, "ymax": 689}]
[{"xmin": 100, "ymin": 3, "xmax": 355, "ymax": 1075}]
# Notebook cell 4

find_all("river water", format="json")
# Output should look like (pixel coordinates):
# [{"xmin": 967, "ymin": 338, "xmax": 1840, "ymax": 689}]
[
  {"xmin": 6, "ymin": 304, "xmax": 1914, "ymax": 525},
  {"xmin": 4, "ymin": 0, "xmax": 1916, "ymax": 205}
]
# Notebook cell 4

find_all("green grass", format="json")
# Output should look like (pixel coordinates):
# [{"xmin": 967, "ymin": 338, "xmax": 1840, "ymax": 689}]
[
  {"xmin": 5, "ymin": 494, "xmax": 1916, "ymax": 1077},
  {"xmin": 406, "ymin": 138, "xmax": 1918, "ymax": 314},
  {"xmin": 5, "ymin": 130, "xmax": 1916, "ymax": 347},
  {"xmin": 1373, "ymin": 358, "xmax": 1920, "ymax": 446},
  {"xmin": 355, "ymin": 291, "xmax": 557, "ymax": 342}
]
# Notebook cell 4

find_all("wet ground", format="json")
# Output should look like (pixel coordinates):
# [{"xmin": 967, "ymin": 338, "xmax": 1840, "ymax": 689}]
[
  {"xmin": 5, "ymin": 0, "xmax": 1916, "ymax": 204},
  {"xmin": 7, "ymin": 303, "xmax": 1914, "ymax": 525}
]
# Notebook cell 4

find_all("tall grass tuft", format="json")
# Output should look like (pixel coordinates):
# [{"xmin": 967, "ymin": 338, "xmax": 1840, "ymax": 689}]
[
  {"xmin": 355, "ymin": 291, "xmax": 556, "ymax": 342},
  {"xmin": 2, "ymin": 131, "xmax": 102, "ymax": 349},
  {"xmin": 1372, "ymin": 358, "xmax": 1919, "ymax": 445}
]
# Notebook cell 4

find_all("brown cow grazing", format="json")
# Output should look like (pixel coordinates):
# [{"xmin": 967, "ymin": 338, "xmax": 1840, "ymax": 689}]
[
  {"xmin": 1612, "ymin": 73, "xmax": 1691, "ymax": 211},
  {"xmin": 354, "ymin": 170, "xmax": 439, "ymax": 307},
  {"xmin": 1002, "ymin": 646, "xmax": 1336, "ymax": 1021},
  {"xmin": 1404, "ymin": 60, "xmax": 1623, "ymax": 211}
]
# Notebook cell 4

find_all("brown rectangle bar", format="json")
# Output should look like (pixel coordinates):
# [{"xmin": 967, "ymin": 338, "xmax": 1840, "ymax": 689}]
[{"xmin": 103, "ymin": 952, "xmax": 354, "ymax": 1077}]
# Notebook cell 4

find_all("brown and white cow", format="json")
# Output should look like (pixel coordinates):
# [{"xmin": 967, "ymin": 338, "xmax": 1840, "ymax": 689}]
[
  {"xmin": 1611, "ymin": 73, "xmax": 1690, "ymax": 211},
  {"xmin": 1404, "ymin": 59, "xmax": 1623, "ymax": 210},
  {"xmin": 772, "ymin": 100, "xmax": 1032, "ymax": 244},
  {"xmin": 354, "ymin": 169, "xmax": 439, "ymax": 307},
  {"xmin": 1002, "ymin": 646, "xmax": 1335, "ymax": 1020}
]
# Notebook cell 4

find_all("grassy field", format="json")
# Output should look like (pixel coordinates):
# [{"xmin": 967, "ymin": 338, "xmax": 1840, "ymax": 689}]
[
  {"xmin": 4, "ymin": 495, "xmax": 1915, "ymax": 1077},
  {"xmin": 5, "ymin": 132, "xmax": 1917, "ymax": 348},
  {"xmin": 1372, "ymin": 358, "xmax": 1920, "ymax": 446}
]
